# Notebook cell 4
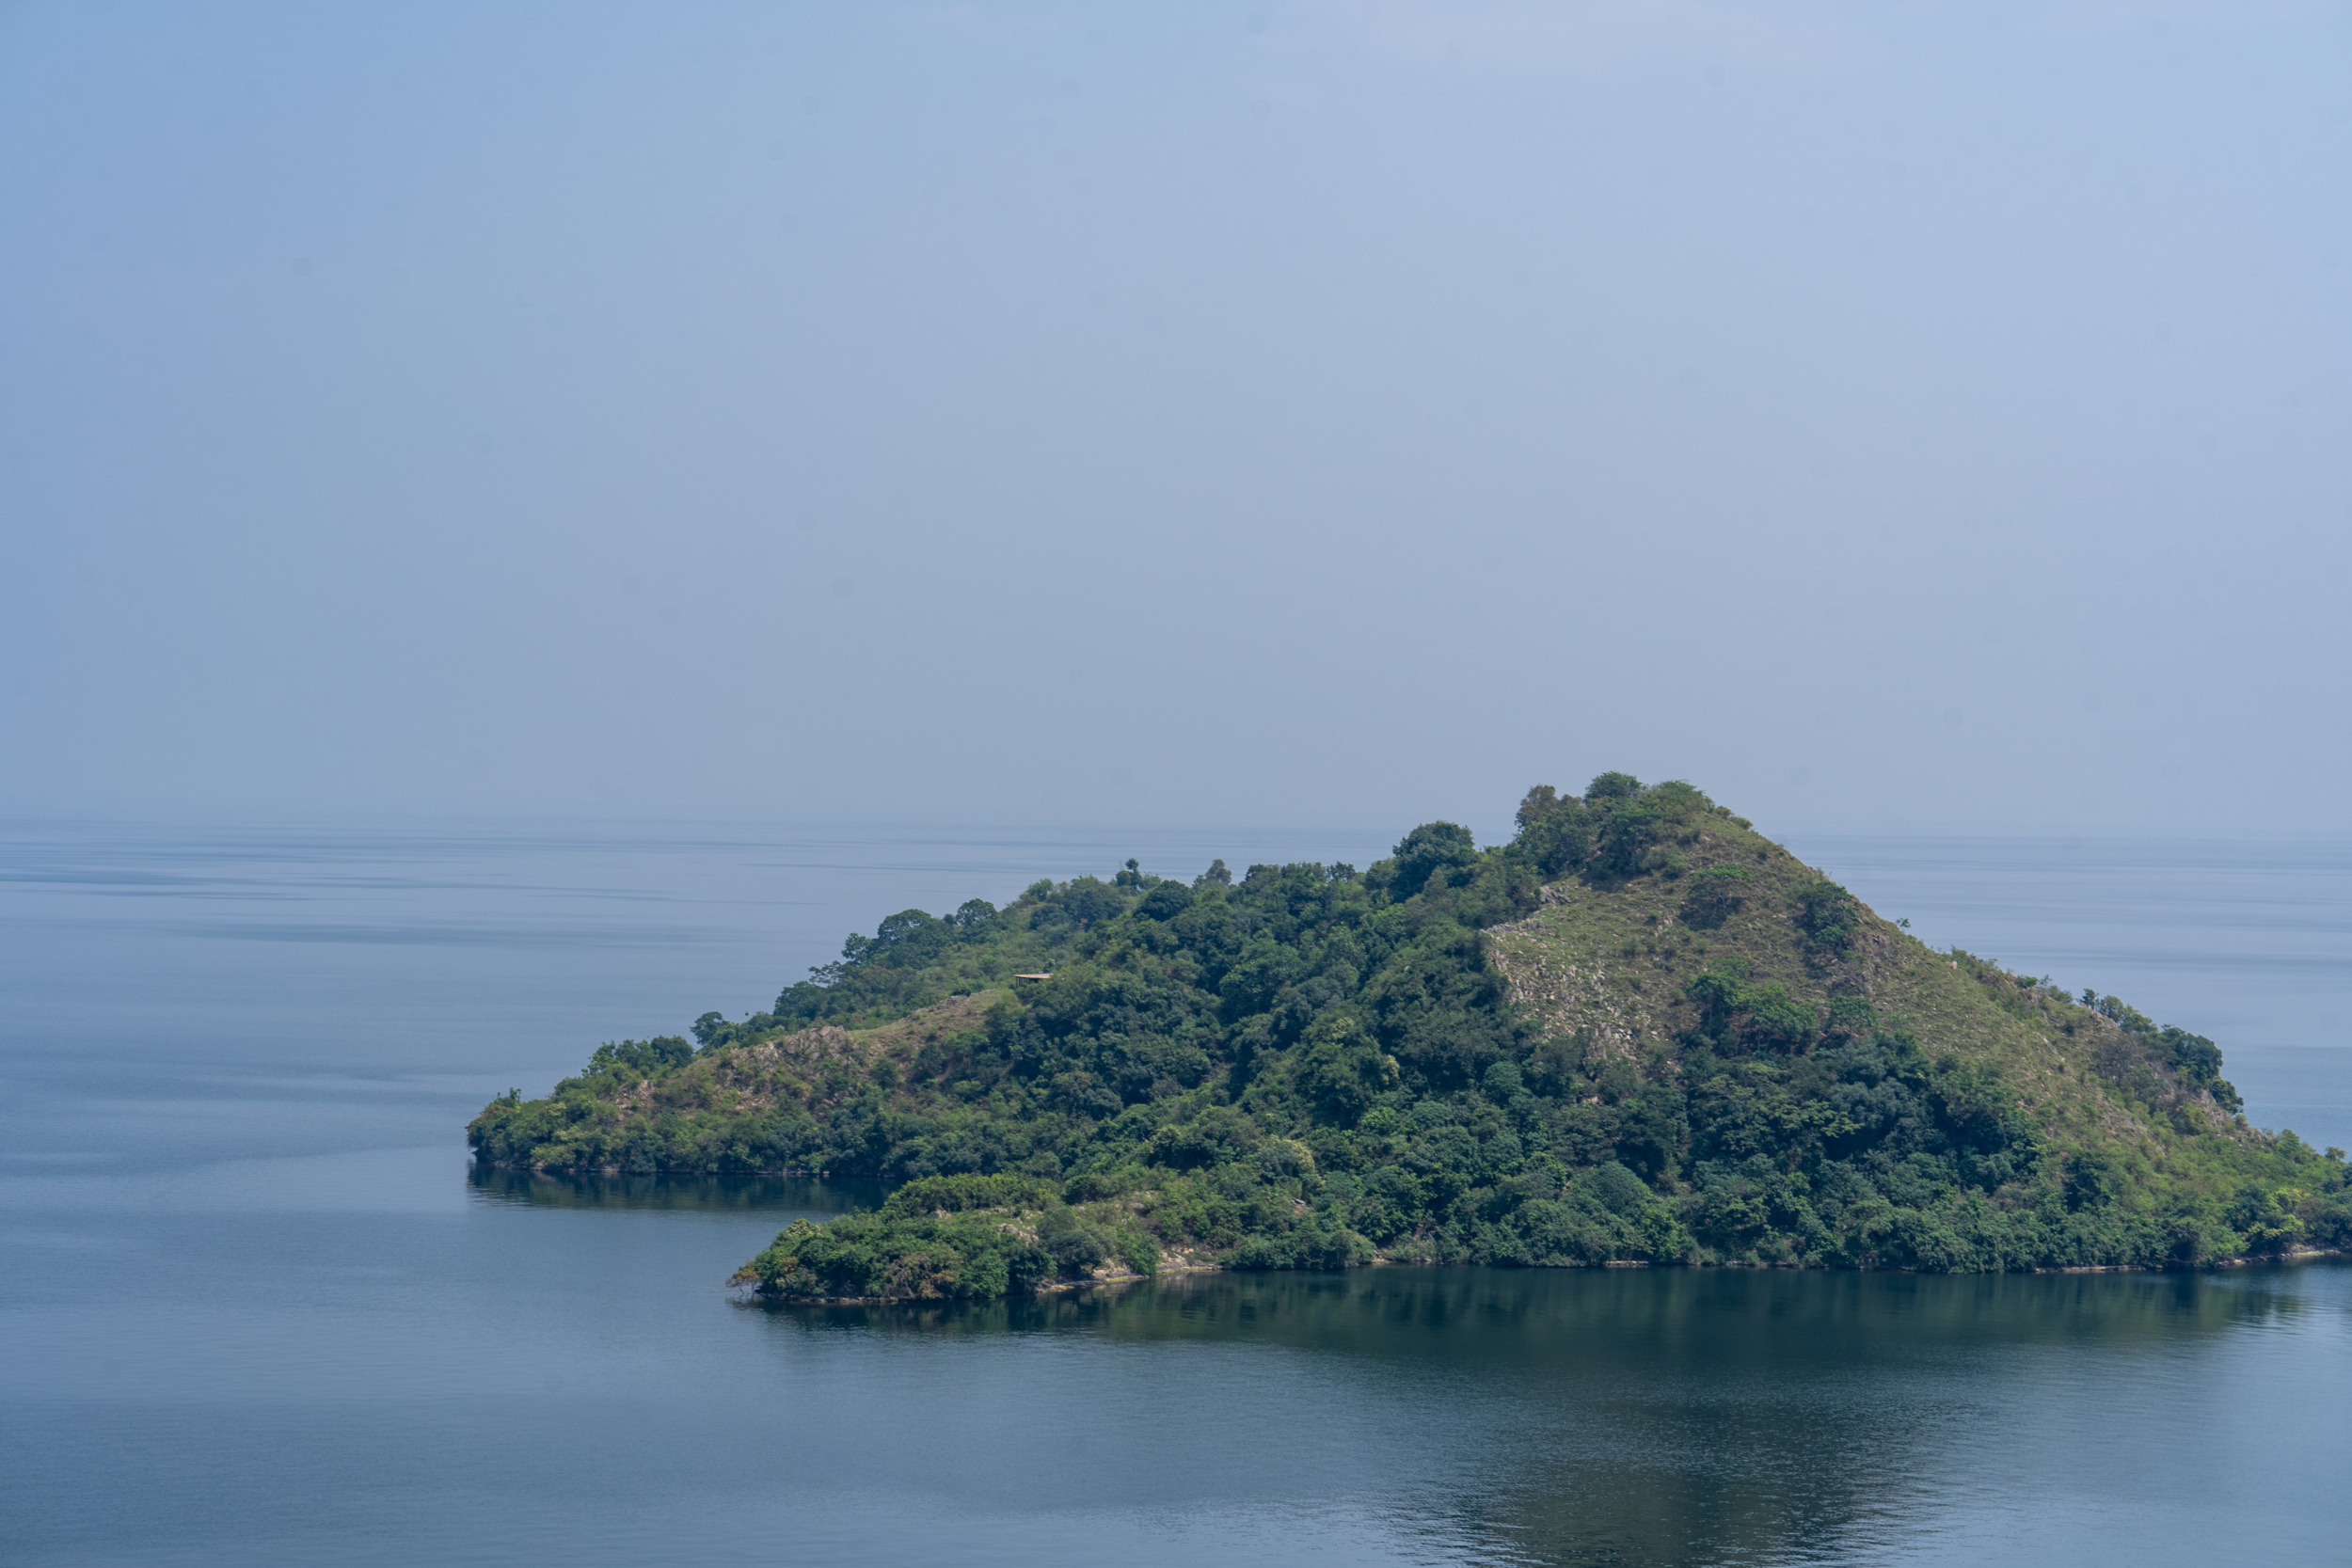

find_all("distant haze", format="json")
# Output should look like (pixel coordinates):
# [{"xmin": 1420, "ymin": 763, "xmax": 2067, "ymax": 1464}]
[{"xmin": 4, "ymin": 2, "xmax": 2345, "ymax": 838}]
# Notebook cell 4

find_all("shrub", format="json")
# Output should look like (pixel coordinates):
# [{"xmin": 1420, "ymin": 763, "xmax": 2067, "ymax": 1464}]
[
  {"xmin": 1793, "ymin": 879, "xmax": 1859, "ymax": 956},
  {"xmin": 1679, "ymin": 866, "xmax": 1753, "ymax": 928}
]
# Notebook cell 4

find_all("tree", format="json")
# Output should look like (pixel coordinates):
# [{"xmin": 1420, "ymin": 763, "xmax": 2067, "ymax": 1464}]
[
  {"xmin": 1792, "ymin": 879, "xmax": 1858, "ymax": 955},
  {"xmin": 1296, "ymin": 1012, "xmax": 1398, "ymax": 1126},
  {"xmin": 1390, "ymin": 821, "xmax": 1478, "ymax": 898}
]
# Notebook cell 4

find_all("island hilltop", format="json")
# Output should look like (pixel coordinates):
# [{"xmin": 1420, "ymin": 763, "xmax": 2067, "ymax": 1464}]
[{"xmin": 470, "ymin": 778, "xmax": 2350, "ymax": 1301}]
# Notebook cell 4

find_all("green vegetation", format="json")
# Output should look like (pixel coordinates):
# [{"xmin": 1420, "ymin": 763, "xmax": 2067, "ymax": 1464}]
[
  {"xmin": 725, "ymin": 1173, "xmax": 1168, "ymax": 1300},
  {"xmin": 469, "ymin": 778, "xmax": 2352, "ymax": 1300}
]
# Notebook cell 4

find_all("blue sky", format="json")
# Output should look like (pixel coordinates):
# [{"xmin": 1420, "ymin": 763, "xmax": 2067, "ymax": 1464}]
[{"xmin": 3, "ymin": 2, "xmax": 2346, "ymax": 837}]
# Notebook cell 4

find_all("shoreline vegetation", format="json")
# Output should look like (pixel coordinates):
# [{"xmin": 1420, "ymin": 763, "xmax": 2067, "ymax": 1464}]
[
  {"xmin": 469, "ymin": 778, "xmax": 2352, "ymax": 1302},
  {"xmin": 734, "ymin": 1251, "xmax": 2352, "ymax": 1310}
]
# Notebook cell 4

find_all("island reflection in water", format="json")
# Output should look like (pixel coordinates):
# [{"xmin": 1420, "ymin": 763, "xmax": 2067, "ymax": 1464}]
[
  {"xmin": 468, "ymin": 1163, "xmax": 886, "ymax": 1214},
  {"xmin": 462, "ymin": 1165, "xmax": 2344, "ymax": 1563},
  {"xmin": 739, "ymin": 1259, "xmax": 2340, "ymax": 1566}
]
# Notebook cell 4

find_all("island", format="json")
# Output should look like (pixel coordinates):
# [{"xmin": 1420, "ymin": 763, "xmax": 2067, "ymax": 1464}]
[{"xmin": 469, "ymin": 776, "xmax": 2351, "ymax": 1300}]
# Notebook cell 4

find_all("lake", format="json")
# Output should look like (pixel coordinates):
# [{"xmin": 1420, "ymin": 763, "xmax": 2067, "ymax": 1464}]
[{"xmin": 3, "ymin": 820, "xmax": 2346, "ymax": 1565}]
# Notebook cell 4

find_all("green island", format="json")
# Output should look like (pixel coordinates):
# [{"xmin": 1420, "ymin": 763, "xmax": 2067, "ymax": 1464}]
[{"xmin": 469, "ymin": 777, "xmax": 2352, "ymax": 1300}]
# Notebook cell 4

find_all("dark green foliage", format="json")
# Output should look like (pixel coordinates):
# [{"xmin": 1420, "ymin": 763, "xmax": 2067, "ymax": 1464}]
[
  {"xmin": 1522, "ymin": 774, "xmax": 1723, "ymax": 883},
  {"xmin": 1035, "ymin": 1203, "xmax": 1114, "ymax": 1276},
  {"xmin": 586, "ymin": 1037, "xmax": 692, "ymax": 1076},
  {"xmin": 882, "ymin": 1173, "xmax": 1049, "ymax": 1216},
  {"xmin": 730, "ymin": 1174, "xmax": 1071, "ymax": 1301},
  {"xmin": 475, "ymin": 778, "xmax": 2352, "ymax": 1300},
  {"xmin": 2066, "ymin": 1150, "xmax": 2122, "ymax": 1212},
  {"xmin": 1595, "ymin": 807, "xmax": 1661, "ymax": 879},
  {"xmin": 731, "ymin": 1211, "xmax": 1052, "ymax": 1301},
  {"xmin": 1514, "ymin": 797, "xmax": 1592, "ymax": 878},
  {"xmin": 1792, "ymin": 879, "xmax": 1860, "ymax": 957},
  {"xmin": 2154, "ymin": 1024, "xmax": 2241, "ymax": 1110},
  {"xmin": 1138, "ymin": 881, "xmax": 1193, "ymax": 921},
  {"xmin": 1686, "ymin": 964, "xmax": 1817, "ymax": 1050},
  {"xmin": 1295, "ymin": 1011, "xmax": 1399, "ymax": 1126},
  {"xmin": 1679, "ymin": 866, "xmax": 1753, "ymax": 928},
  {"xmin": 1387, "ymin": 821, "xmax": 1480, "ymax": 899}
]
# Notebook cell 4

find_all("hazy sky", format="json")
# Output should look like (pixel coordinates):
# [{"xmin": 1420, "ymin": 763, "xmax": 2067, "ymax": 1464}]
[{"xmin": 4, "ymin": 2, "xmax": 2346, "ymax": 840}]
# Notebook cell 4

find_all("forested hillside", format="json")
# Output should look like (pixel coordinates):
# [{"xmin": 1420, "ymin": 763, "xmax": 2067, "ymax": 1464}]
[{"xmin": 469, "ymin": 777, "xmax": 2351, "ymax": 1300}]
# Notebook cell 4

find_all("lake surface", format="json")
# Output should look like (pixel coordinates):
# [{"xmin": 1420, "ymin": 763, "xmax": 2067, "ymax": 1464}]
[{"xmin": 3, "ymin": 820, "xmax": 2348, "ymax": 1565}]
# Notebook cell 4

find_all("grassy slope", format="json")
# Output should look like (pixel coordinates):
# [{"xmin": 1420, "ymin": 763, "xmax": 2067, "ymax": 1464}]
[
  {"xmin": 1487, "ymin": 821, "xmax": 2286, "ymax": 1228},
  {"xmin": 627, "ymin": 991, "xmax": 1004, "ymax": 1135}
]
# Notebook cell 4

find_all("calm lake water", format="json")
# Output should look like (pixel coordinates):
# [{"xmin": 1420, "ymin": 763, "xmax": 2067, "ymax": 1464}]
[{"xmin": 3, "ymin": 820, "xmax": 2348, "ymax": 1565}]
